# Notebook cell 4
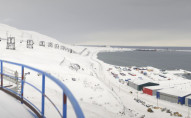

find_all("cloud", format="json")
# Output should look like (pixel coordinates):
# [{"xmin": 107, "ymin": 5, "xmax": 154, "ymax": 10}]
[
  {"xmin": 78, "ymin": 30, "xmax": 191, "ymax": 46},
  {"xmin": 0, "ymin": 0, "xmax": 191, "ymax": 45}
]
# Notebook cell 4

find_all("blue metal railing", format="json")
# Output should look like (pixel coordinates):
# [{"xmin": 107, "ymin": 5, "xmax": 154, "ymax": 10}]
[{"xmin": 0, "ymin": 59, "xmax": 85, "ymax": 118}]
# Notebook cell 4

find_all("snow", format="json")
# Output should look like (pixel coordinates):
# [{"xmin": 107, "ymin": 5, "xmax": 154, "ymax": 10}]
[
  {"xmin": 144, "ymin": 85, "xmax": 173, "ymax": 91},
  {"xmin": 1, "ymin": 23, "xmax": 191, "ymax": 118},
  {"xmin": 0, "ymin": 91, "xmax": 34, "ymax": 118},
  {"xmin": 129, "ymin": 79, "xmax": 158, "ymax": 85},
  {"xmin": 0, "ymin": 24, "xmax": 127, "ymax": 118},
  {"xmin": 158, "ymin": 88, "xmax": 191, "ymax": 97}
]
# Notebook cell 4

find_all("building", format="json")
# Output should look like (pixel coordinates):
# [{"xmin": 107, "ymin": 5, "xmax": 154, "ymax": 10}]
[
  {"xmin": 143, "ymin": 86, "xmax": 172, "ymax": 96},
  {"xmin": 6, "ymin": 37, "xmax": 16, "ymax": 50},
  {"xmin": 27, "ymin": 40, "xmax": 34, "ymax": 49},
  {"xmin": 156, "ymin": 88, "xmax": 191, "ymax": 105},
  {"xmin": 185, "ymin": 95, "xmax": 191, "ymax": 107},
  {"xmin": 128, "ymin": 79, "xmax": 159, "ymax": 91},
  {"xmin": 39, "ymin": 41, "xmax": 45, "ymax": 47}
]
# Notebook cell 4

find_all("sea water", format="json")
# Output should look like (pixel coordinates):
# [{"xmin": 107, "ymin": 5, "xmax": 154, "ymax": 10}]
[{"xmin": 97, "ymin": 50, "xmax": 191, "ymax": 79}]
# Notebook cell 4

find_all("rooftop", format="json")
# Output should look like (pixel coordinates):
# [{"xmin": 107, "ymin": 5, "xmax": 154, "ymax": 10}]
[
  {"xmin": 158, "ymin": 88, "xmax": 191, "ymax": 97},
  {"xmin": 130, "ymin": 79, "xmax": 159, "ymax": 85},
  {"xmin": 144, "ymin": 86, "xmax": 173, "ymax": 90}
]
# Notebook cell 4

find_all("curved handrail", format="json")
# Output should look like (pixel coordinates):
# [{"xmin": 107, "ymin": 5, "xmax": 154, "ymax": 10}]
[{"xmin": 0, "ymin": 59, "xmax": 85, "ymax": 118}]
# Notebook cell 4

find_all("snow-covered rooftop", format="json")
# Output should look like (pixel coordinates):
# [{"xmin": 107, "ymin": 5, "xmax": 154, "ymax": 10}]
[
  {"xmin": 185, "ymin": 95, "xmax": 191, "ymax": 99},
  {"xmin": 158, "ymin": 88, "xmax": 191, "ymax": 97},
  {"xmin": 144, "ymin": 85, "xmax": 173, "ymax": 90},
  {"xmin": 130, "ymin": 79, "xmax": 158, "ymax": 85}
]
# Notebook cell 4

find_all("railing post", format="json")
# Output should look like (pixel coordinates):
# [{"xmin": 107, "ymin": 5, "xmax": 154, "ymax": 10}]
[
  {"xmin": 42, "ymin": 74, "xmax": 45, "ymax": 117},
  {"xmin": 0, "ymin": 61, "xmax": 3, "ymax": 88},
  {"xmin": 63, "ymin": 92, "xmax": 67, "ymax": 118},
  {"xmin": 21, "ymin": 66, "xmax": 24, "ymax": 103}
]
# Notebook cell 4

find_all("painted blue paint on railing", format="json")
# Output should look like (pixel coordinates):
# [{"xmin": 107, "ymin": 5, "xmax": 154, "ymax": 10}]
[
  {"xmin": 21, "ymin": 66, "xmax": 24, "ymax": 104},
  {"xmin": 1, "ymin": 61, "xmax": 3, "ymax": 87},
  {"xmin": 42, "ymin": 74, "xmax": 45, "ymax": 117},
  {"xmin": 0, "ymin": 60, "xmax": 85, "ymax": 118}
]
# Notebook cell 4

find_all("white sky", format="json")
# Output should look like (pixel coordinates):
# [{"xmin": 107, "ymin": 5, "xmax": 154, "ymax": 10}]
[{"xmin": 0, "ymin": 0, "xmax": 191, "ymax": 46}]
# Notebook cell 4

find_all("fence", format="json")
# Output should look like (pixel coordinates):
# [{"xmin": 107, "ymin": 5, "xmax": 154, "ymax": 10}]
[{"xmin": 0, "ymin": 59, "xmax": 85, "ymax": 118}]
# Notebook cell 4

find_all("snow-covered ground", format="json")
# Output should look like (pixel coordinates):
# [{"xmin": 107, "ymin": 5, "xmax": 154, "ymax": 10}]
[
  {"xmin": 0, "ymin": 90, "xmax": 34, "ymax": 118},
  {"xmin": 0, "ymin": 23, "xmax": 191, "ymax": 118}
]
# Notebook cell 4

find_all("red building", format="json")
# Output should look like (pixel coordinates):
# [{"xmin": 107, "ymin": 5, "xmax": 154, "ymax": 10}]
[
  {"xmin": 143, "ymin": 86, "xmax": 171, "ymax": 96},
  {"xmin": 143, "ymin": 87, "xmax": 153, "ymax": 95}
]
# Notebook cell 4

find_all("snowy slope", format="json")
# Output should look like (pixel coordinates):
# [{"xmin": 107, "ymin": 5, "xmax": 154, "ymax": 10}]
[
  {"xmin": 0, "ymin": 91, "xmax": 33, "ymax": 118},
  {"xmin": 1, "ymin": 24, "xmax": 190, "ymax": 118},
  {"xmin": 0, "ymin": 24, "xmax": 128, "ymax": 118}
]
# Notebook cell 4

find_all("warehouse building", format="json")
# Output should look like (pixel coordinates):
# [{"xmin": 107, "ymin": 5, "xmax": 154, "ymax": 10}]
[
  {"xmin": 156, "ymin": 88, "xmax": 191, "ymax": 105},
  {"xmin": 143, "ymin": 86, "xmax": 173, "ymax": 96},
  {"xmin": 185, "ymin": 95, "xmax": 191, "ymax": 107},
  {"xmin": 128, "ymin": 79, "xmax": 159, "ymax": 91}
]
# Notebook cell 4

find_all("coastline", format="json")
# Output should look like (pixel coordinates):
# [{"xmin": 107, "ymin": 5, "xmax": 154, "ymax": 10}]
[
  {"xmin": 96, "ymin": 49, "xmax": 191, "ymax": 72},
  {"xmin": 89, "ymin": 47, "xmax": 191, "ymax": 118}
]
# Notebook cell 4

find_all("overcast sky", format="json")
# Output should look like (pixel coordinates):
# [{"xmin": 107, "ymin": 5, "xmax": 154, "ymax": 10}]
[{"xmin": 0, "ymin": 0, "xmax": 191, "ymax": 46}]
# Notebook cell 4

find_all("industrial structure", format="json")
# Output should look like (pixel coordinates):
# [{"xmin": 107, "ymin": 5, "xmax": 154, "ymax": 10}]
[
  {"xmin": 185, "ymin": 95, "xmax": 191, "ymax": 106},
  {"xmin": 48, "ymin": 42, "xmax": 53, "ymax": 47},
  {"xmin": 27, "ymin": 40, "xmax": 34, "ymax": 49},
  {"xmin": 6, "ymin": 37, "xmax": 16, "ymax": 50},
  {"xmin": 143, "ymin": 86, "xmax": 172, "ymax": 96},
  {"xmin": 39, "ymin": 41, "xmax": 45, "ymax": 47},
  {"xmin": 55, "ymin": 44, "xmax": 59, "ymax": 49},
  {"xmin": 128, "ymin": 79, "xmax": 159, "ymax": 91},
  {"xmin": 156, "ymin": 88, "xmax": 191, "ymax": 105},
  {"xmin": 60, "ymin": 46, "xmax": 65, "ymax": 50}
]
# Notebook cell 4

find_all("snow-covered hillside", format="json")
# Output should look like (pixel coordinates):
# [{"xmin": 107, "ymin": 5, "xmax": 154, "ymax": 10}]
[
  {"xmin": 1, "ymin": 24, "xmax": 191, "ymax": 118},
  {"xmin": 0, "ymin": 24, "xmax": 128, "ymax": 118}
]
